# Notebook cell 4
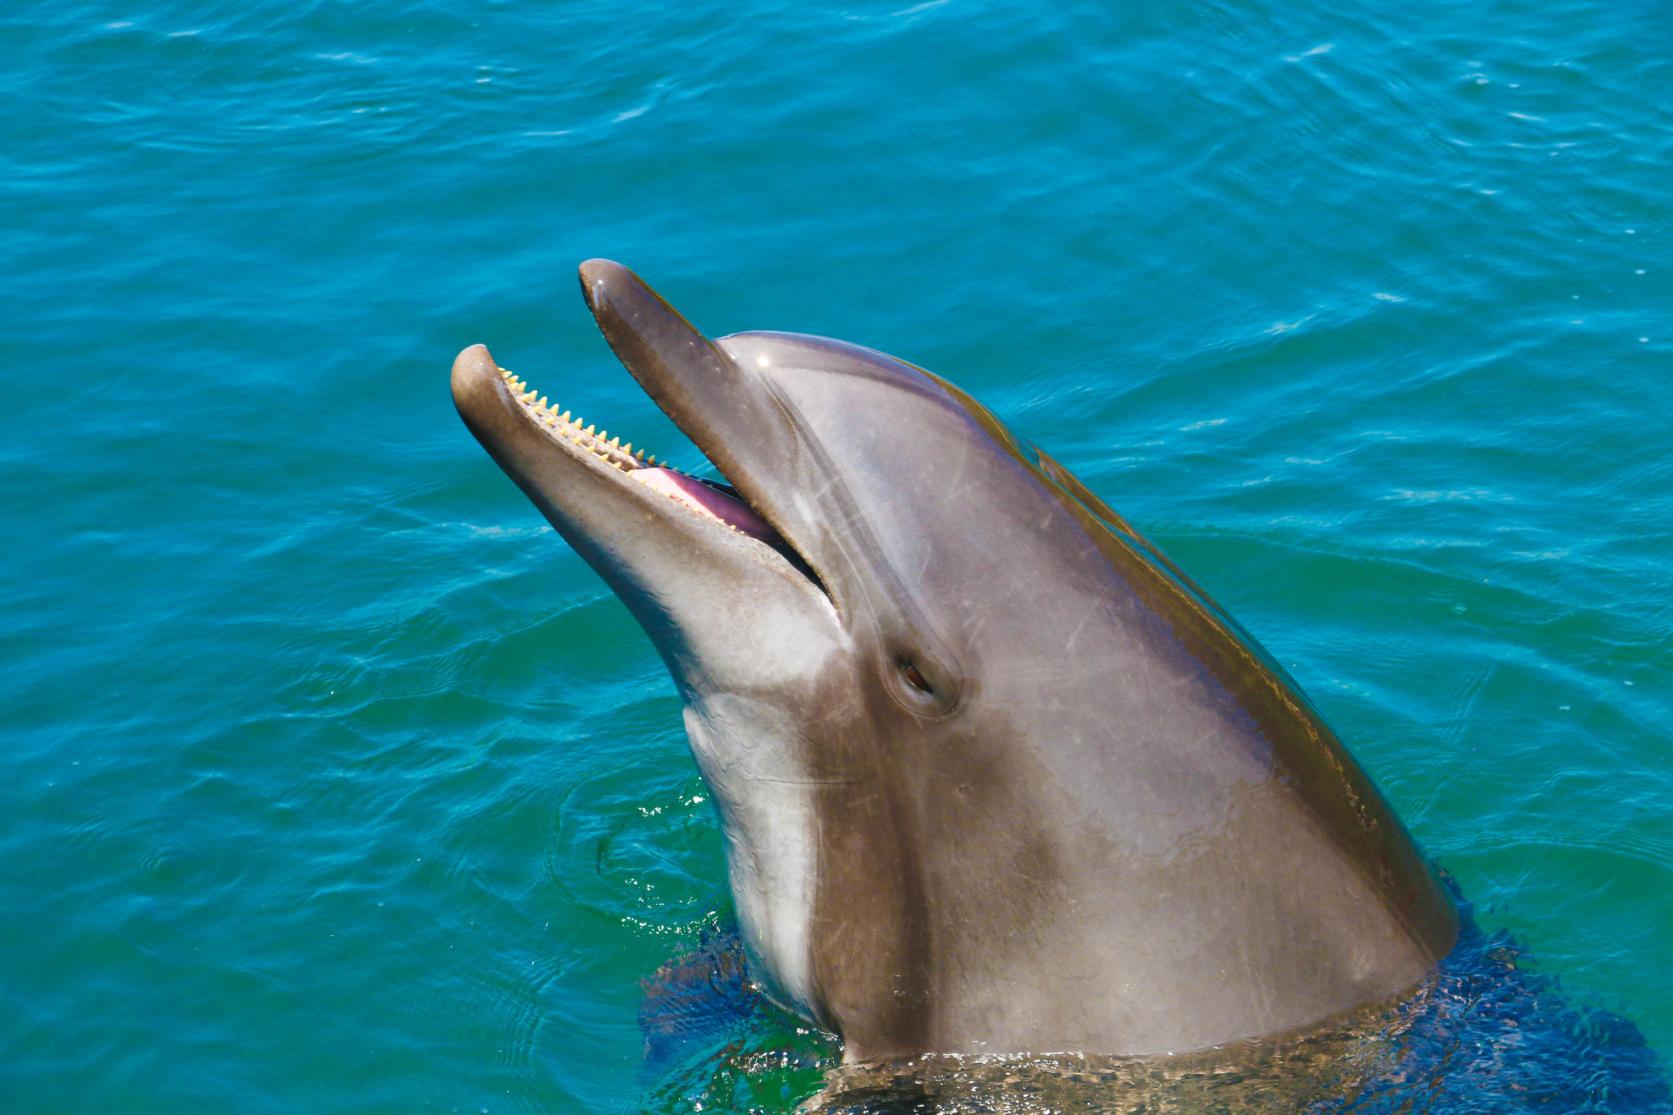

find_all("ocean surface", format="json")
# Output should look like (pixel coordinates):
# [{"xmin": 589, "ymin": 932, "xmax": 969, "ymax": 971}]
[{"xmin": 3, "ymin": 1, "xmax": 1669, "ymax": 1111}]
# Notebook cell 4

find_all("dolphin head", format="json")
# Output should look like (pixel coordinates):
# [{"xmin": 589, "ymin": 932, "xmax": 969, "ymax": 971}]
[
  {"xmin": 452, "ymin": 261, "xmax": 1457, "ymax": 1061},
  {"xmin": 454, "ymin": 261, "xmax": 1099, "ymax": 742}
]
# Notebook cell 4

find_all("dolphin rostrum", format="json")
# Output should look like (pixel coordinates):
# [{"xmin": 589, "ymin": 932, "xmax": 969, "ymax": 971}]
[{"xmin": 450, "ymin": 260, "xmax": 1458, "ymax": 1063}]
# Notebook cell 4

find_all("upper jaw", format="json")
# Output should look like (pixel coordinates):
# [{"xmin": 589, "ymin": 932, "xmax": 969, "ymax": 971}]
[{"xmin": 576, "ymin": 260, "xmax": 819, "ymax": 581}]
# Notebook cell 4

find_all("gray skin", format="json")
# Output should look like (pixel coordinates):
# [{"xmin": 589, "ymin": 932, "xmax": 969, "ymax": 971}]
[{"xmin": 450, "ymin": 260, "xmax": 1458, "ymax": 1064}]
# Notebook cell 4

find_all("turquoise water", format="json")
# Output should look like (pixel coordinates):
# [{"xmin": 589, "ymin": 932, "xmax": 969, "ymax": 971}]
[{"xmin": 3, "ymin": 0, "xmax": 1669, "ymax": 1110}]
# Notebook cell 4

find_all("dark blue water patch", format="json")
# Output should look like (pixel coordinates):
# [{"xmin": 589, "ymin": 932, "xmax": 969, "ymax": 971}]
[
  {"xmin": 638, "ymin": 928, "xmax": 761, "ymax": 1072},
  {"xmin": 1332, "ymin": 919, "xmax": 1671, "ymax": 1114},
  {"xmin": 638, "ymin": 927, "xmax": 838, "ymax": 1112}
]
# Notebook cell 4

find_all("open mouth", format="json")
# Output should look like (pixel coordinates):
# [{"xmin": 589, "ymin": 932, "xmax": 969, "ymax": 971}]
[
  {"xmin": 486, "ymin": 361, "xmax": 819, "ymax": 574},
  {"xmin": 454, "ymin": 261, "xmax": 837, "ymax": 605}
]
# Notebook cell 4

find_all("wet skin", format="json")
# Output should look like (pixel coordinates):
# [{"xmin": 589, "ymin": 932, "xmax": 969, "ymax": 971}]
[{"xmin": 450, "ymin": 261, "xmax": 1457, "ymax": 1062}]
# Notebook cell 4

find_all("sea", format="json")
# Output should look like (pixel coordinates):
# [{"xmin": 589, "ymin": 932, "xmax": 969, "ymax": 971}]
[{"xmin": 2, "ymin": 1, "xmax": 1668, "ymax": 1111}]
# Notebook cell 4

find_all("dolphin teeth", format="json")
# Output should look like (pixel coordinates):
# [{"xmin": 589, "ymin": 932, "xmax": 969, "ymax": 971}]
[{"xmin": 508, "ymin": 378, "xmax": 667, "ymax": 474}]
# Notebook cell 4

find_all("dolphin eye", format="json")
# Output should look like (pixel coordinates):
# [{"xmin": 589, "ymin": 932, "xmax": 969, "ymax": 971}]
[{"xmin": 886, "ymin": 651, "xmax": 962, "ymax": 718}]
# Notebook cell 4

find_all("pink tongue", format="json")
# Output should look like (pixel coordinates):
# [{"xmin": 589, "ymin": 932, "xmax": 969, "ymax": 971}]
[{"xmin": 630, "ymin": 467, "xmax": 777, "ymax": 542}]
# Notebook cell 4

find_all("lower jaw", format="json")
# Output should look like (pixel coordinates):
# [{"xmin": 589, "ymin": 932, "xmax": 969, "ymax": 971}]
[{"xmin": 496, "ymin": 364, "xmax": 788, "ymax": 549}]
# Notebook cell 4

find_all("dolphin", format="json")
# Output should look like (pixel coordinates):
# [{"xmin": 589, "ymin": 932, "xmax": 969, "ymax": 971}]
[{"xmin": 450, "ymin": 260, "xmax": 1458, "ymax": 1063}]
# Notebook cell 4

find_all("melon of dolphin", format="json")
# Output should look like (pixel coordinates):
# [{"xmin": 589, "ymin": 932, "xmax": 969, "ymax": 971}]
[{"xmin": 450, "ymin": 260, "xmax": 1458, "ymax": 1063}]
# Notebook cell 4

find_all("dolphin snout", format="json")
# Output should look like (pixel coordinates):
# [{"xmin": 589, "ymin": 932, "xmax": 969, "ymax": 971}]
[{"xmin": 450, "ymin": 343, "xmax": 500, "ymax": 415}]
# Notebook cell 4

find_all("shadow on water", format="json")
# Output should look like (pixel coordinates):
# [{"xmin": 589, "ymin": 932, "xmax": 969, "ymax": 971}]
[{"xmin": 637, "ymin": 893, "xmax": 1671, "ymax": 1114}]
